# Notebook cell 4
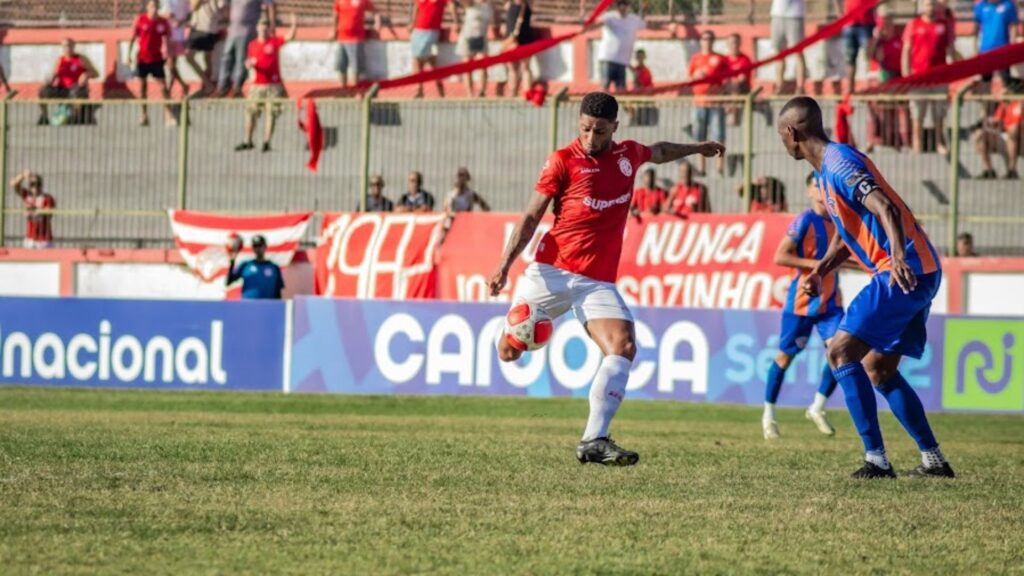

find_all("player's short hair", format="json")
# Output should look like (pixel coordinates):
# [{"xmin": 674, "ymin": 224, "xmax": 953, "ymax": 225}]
[
  {"xmin": 251, "ymin": 234, "xmax": 267, "ymax": 247},
  {"xmin": 806, "ymin": 172, "xmax": 816, "ymax": 186},
  {"xmin": 780, "ymin": 96, "xmax": 827, "ymax": 139},
  {"xmin": 580, "ymin": 92, "xmax": 618, "ymax": 122}
]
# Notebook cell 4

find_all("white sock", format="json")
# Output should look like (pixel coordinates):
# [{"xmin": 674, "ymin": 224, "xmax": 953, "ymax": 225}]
[
  {"xmin": 763, "ymin": 402, "xmax": 776, "ymax": 423},
  {"xmin": 866, "ymin": 449, "xmax": 891, "ymax": 470},
  {"xmin": 922, "ymin": 446, "xmax": 947, "ymax": 468},
  {"xmin": 809, "ymin": 393, "xmax": 828, "ymax": 414},
  {"xmin": 581, "ymin": 355, "xmax": 632, "ymax": 441}
]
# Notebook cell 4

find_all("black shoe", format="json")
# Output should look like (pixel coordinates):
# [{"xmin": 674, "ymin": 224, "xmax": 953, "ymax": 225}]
[
  {"xmin": 1005, "ymin": 170, "xmax": 1019, "ymax": 180},
  {"xmin": 979, "ymin": 169, "xmax": 997, "ymax": 180},
  {"xmin": 37, "ymin": 115, "xmax": 48, "ymax": 126},
  {"xmin": 903, "ymin": 462, "xmax": 956, "ymax": 478},
  {"xmin": 575, "ymin": 437, "xmax": 639, "ymax": 466},
  {"xmin": 261, "ymin": 142, "xmax": 271, "ymax": 153},
  {"xmin": 851, "ymin": 461, "xmax": 897, "ymax": 479},
  {"xmin": 234, "ymin": 142, "xmax": 254, "ymax": 152}
]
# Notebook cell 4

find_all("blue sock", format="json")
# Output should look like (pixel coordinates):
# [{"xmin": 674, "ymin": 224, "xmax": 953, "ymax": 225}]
[
  {"xmin": 817, "ymin": 362, "xmax": 838, "ymax": 398},
  {"xmin": 833, "ymin": 362, "xmax": 885, "ymax": 453},
  {"xmin": 765, "ymin": 361, "xmax": 786, "ymax": 404},
  {"xmin": 878, "ymin": 372, "xmax": 938, "ymax": 451}
]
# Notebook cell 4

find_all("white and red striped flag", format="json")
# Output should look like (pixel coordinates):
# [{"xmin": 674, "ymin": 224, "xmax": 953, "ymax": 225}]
[{"xmin": 168, "ymin": 210, "xmax": 312, "ymax": 295}]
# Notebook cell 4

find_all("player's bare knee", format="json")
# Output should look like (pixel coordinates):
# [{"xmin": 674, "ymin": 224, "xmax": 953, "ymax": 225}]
[
  {"xmin": 775, "ymin": 352, "xmax": 793, "ymax": 370},
  {"xmin": 614, "ymin": 338, "xmax": 637, "ymax": 361}
]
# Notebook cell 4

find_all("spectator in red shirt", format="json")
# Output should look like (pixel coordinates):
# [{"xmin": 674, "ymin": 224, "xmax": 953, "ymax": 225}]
[
  {"xmin": 836, "ymin": 0, "xmax": 876, "ymax": 93},
  {"xmin": 630, "ymin": 168, "xmax": 667, "ymax": 217},
  {"xmin": 865, "ymin": 13, "xmax": 909, "ymax": 152},
  {"xmin": 974, "ymin": 95, "xmax": 1022, "ymax": 179},
  {"xmin": 127, "ymin": 0, "xmax": 176, "ymax": 127},
  {"xmin": 236, "ymin": 14, "xmax": 297, "ymax": 152},
  {"xmin": 37, "ymin": 38, "xmax": 99, "ymax": 126},
  {"xmin": 409, "ymin": 0, "xmax": 460, "ymax": 98},
  {"xmin": 902, "ymin": 0, "xmax": 956, "ymax": 155},
  {"xmin": 668, "ymin": 161, "xmax": 711, "ymax": 215},
  {"xmin": 9, "ymin": 169, "xmax": 56, "ymax": 248},
  {"xmin": 688, "ymin": 30, "xmax": 729, "ymax": 176},
  {"xmin": 631, "ymin": 49, "xmax": 653, "ymax": 90},
  {"xmin": 502, "ymin": 0, "xmax": 536, "ymax": 97},
  {"xmin": 746, "ymin": 176, "xmax": 787, "ymax": 213},
  {"xmin": 725, "ymin": 33, "xmax": 752, "ymax": 125},
  {"xmin": 333, "ymin": 0, "xmax": 381, "ymax": 88}
]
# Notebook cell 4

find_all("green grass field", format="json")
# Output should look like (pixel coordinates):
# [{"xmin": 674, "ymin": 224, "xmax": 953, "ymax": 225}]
[{"xmin": 1, "ymin": 387, "xmax": 1023, "ymax": 575}]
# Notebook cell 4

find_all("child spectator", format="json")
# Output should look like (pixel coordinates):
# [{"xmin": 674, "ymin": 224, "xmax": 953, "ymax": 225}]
[
  {"xmin": 10, "ymin": 169, "xmax": 56, "ymax": 248},
  {"xmin": 631, "ymin": 48, "xmax": 653, "ymax": 90}
]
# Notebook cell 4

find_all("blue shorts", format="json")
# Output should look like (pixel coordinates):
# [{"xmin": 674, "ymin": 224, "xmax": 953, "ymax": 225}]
[
  {"xmin": 839, "ymin": 271, "xmax": 941, "ymax": 359},
  {"xmin": 779, "ymin": 310, "xmax": 843, "ymax": 356},
  {"xmin": 691, "ymin": 107, "xmax": 725, "ymax": 143},
  {"xmin": 410, "ymin": 29, "xmax": 439, "ymax": 60},
  {"xmin": 842, "ymin": 24, "xmax": 874, "ymax": 66}
]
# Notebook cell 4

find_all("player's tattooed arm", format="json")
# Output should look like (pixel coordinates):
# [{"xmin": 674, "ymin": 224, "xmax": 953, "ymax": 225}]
[
  {"xmin": 862, "ymin": 186, "xmax": 918, "ymax": 294},
  {"xmin": 648, "ymin": 141, "xmax": 725, "ymax": 164},
  {"xmin": 488, "ymin": 192, "xmax": 553, "ymax": 296},
  {"xmin": 803, "ymin": 232, "xmax": 850, "ymax": 296}
]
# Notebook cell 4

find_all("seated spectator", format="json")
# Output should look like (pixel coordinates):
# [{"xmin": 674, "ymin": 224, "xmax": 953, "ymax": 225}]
[
  {"xmin": 235, "ymin": 14, "xmax": 297, "ymax": 152},
  {"xmin": 446, "ymin": 167, "xmax": 490, "ymax": 213},
  {"xmin": 226, "ymin": 234, "xmax": 284, "ymax": 299},
  {"xmin": 185, "ymin": 0, "xmax": 229, "ymax": 95},
  {"xmin": 688, "ymin": 30, "xmax": 729, "ymax": 176},
  {"xmin": 458, "ymin": 0, "xmax": 493, "ymax": 97},
  {"xmin": 973, "ymin": 94, "xmax": 1022, "ymax": 179},
  {"xmin": 10, "ymin": 169, "xmax": 56, "ymax": 248},
  {"xmin": 360, "ymin": 175, "xmax": 395, "ymax": 211},
  {"xmin": 902, "ymin": 0, "xmax": 955, "ymax": 155},
  {"xmin": 667, "ymin": 161, "xmax": 711, "ymax": 216},
  {"xmin": 745, "ymin": 176, "xmax": 788, "ymax": 213},
  {"xmin": 397, "ymin": 171, "xmax": 436, "ymax": 212},
  {"xmin": 956, "ymin": 232, "xmax": 979, "ymax": 257},
  {"xmin": 38, "ymin": 38, "xmax": 99, "ymax": 126},
  {"xmin": 631, "ymin": 49, "xmax": 653, "ymax": 91},
  {"xmin": 866, "ymin": 12, "xmax": 909, "ymax": 151},
  {"xmin": 630, "ymin": 168, "xmax": 666, "ymax": 216},
  {"xmin": 127, "ymin": 0, "xmax": 177, "ymax": 126}
]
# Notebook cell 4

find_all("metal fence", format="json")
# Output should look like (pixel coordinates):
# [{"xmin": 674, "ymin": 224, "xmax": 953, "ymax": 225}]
[{"xmin": 2, "ymin": 91, "xmax": 1022, "ymax": 254}]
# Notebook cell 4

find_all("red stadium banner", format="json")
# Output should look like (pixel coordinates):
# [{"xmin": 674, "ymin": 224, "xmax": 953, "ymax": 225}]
[
  {"xmin": 315, "ymin": 212, "xmax": 446, "ymax": 298},
  {"xmin": 436, "ymin": 213, "xmax": 795, "ymax": 309}
]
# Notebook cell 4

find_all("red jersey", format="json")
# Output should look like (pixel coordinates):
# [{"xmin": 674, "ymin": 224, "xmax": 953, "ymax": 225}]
[
  {"xmin": 55, "ymin": 55, "xmax": 86, "ymax": 89},
  {"xmin": 871, "ymin": 34, "xmax": 903, "ymax": 75},
  {"xmin": 18, "ymin": 190, "xmax": 55, "ymax": 243},
  {"xmin": 845, "ymin": 0, "xmax": 876, "ymax": 26},
  {"xmin": 750, "ymin": 199, "xmax": 785, "ymax": 213},
  {"xmin": 727, "ymin": 53, "xmax": 754, "ymax": 86},
  {"xmin": 631, "ymin": 186, "xmax": 666, "ymax": 214},
  {"xmin": 633, "ymin": 65, "xmax": 653, "ymax": 89},
  {"xmin": 834, "ymin": 99, "xmax": 854, "ymax": 144},
  {"xmin": 902, "ymin": 17, "xmax": 951, "ymax": 74},
  {"xmin": 688, "ymin": 52, "xmax": 729, "ymax": 102},
  {"xmin": 534, "ymin": 139, "xmax": 652, "ymax": 282},
  {"xmin": 247, "ymin": 36, "xmax": 286, "ymax": 85},
  {"xmin": 995, "ymin": 102, "xmax": 1023, "ymax": 131},
  {"xmin": 335, "ymin": 0, "xmax": 376, "ymax": 41},
  {"xmin": 668, "ymin": 183, "xmax": 708, "ymax": 215},
  {"xmin": 414, "ymin": 0, "xmax": 448, "ymax": 31},
  {"xmin": 133, "ymin": 13, "xmax": 171, "ymax": 64}
]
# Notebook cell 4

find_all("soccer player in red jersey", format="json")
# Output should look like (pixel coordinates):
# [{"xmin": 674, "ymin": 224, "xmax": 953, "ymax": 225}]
[
  {"xmin": 128, "ymin": 0, "xmax": 175, "ymax": 126},
  {"xmin": 778, "ymin": 96, "xmax": 954, "ymax": 479},
  {"xmin": 488, "ymin": 92, "xmax": 724, "ymax": 465}
]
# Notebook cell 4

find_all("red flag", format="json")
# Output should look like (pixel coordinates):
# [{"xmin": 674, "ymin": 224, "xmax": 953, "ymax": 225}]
[
  {"xmin": 296, "ymin": 98, "xmax": 323, "ymax": 173},
  {"xmin": 834, "ymin": 94, "xmax": 854, "ymax": 144}
]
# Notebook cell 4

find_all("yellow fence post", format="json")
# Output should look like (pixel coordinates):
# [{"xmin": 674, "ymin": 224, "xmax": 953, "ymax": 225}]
[
  {"xmin": 947, "ymin": 84, "xmax": 971, "ymax": 256},
  {"xmin": 550, "ymin": 87, "xmax": 569, "ymax": 154},
  {"xmin": 0, "ymin": 97, "xmax": 8, "ymax": 247},
  {"xmin": 360, "ymin": 85, "xmax": 380, "ymax": 213},
  {"xmin": 741, "ymin": 87, "xmax": 763, "ymax": 213},
  {"xmin": 177, "ymin": 96, "xmax": 190, "ymax": 210}
]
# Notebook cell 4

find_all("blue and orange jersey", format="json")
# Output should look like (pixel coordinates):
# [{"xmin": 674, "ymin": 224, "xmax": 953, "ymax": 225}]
[
  {"xmin": 783, "ymin": 208, "xmax": 843, "ymax": 317},
  {"xmin": 815, "ymin": 143, "xmax": 942, "ymax": 277}
]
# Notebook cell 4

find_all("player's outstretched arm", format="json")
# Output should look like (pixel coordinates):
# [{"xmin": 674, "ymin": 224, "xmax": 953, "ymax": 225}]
[
  {"xmin": 803, "ymin": 232, "xmax": 851, "ymax": 296},
  {"xmin": 648, "ymin": 141, "xmax": 725, "ymax": 164},
  {"xmin": 488, "ymin": 192, "xmax": 552, "ymax": 296},
  {"xmin": 862, "ymin": 187, "xmax": 917, "ymax": 294}
]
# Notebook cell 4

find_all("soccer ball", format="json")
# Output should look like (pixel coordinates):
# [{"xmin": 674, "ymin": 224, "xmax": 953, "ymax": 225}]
[{"xmin": 505, "ymin": 302, "xmax": 553, "ymax": 352}]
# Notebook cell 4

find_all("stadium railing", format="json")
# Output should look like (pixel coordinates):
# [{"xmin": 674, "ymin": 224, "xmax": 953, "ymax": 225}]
[{"xmin": 2, "ymin": 91, "xmax": 1021, "ymax": 254}]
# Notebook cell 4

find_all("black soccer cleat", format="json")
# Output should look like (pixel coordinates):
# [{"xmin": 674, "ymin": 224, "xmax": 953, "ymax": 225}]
[
  {"xmin": 903, "ymin": 462, "xmax": 956, "ymax": 478},
  {"xmin": 576, "ymin": 437, "xmax": 639, "ymax": 466},
  {"xmin": 850, "ymin": 461, "xmax": 897, "ymax": 479}
]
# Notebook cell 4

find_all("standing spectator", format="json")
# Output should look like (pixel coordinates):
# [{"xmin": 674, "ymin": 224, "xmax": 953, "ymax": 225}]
[
  {"xmin": 903, "ymin": 0, "xmax": 956, "ymax": 155},
  {"xmin": 458, "ymin": 0, "xmax": 494, "ymax": 97},
  {"xmin": 836, "ymin": 0, "xmax": 876, "ymax": 93},
  {"xmin": 668, "ymin": 161, "xmax": 711, "ymax": 215},
  {"xmin": 185, "ymin": 0, "xmax": 228, "ymax": 94},
  {"xmin": 161, "ymin": 0, "xmax": 192, "ymax": 96},
  {"xmin": 770, "ymin": 0, "xmax": 806, "ymax": 94},
  {"xmin": 227, "ymin": 234, "xmax": 284, "ymax": 299},
  {"xmin": 397, "ymin": 171, "xmax": 436, "ymax": 212},
  {"xmin": 360, "ymin": 175, "xmax": 395, "ymax": 211},
  {"xmin": 974, "ymin": 0, "xmax": 1019, "ymax": 89},
  {"xmin": 725, "ymin": 33, "xmax": 753, "ymax": 125},
  {"xmin": 631, "ymin": 48, "xmax": 652, "ymax": 90},
  {"xmin": 446, "ymin": 167, "xmax": 490, "ymax": 213},
  {"xmin": 502, "ymin": 0, "xmax": 536, "ymax": 97},
  {"xmin": 127, "ymin": 0, "xmax": 177, "ymax": 127},
  {"xmin": 592, "ymin": 0, "xmax": 645, "ymax": 93},
  {"xmin": 235, "ymin": 15, "xmax": 297, "ymax": 152},
  {"xmin": 630, "ymin": 168, "xmax": 666, "ymax": 216},
  {"xmin": 0, "ymin": 62, "xmax": 12, "ymax": 97},
  {"xmin": 866, "ymin": 13, "xmax": 909, "ymax": 151},
  {"xmin": 333, "ymin": 0, "xmax": 380, "ymax": 89},
  {"xmin": 216, "ymin": 0, "xmax": 275, "ymax": 97},
  {"xmin": 688, "ymin": 30, "xmax": 729, "ymax": 176},
  {"xmin": 974, "ymin": 95, "xmax": 1022, "ymax": 179},
  {"xmin": 956, "ymin": 232, "xmax": 979, "ymax": 257},
  {"xmin": 10, "ymin": 170, "xmax": 55, "ymax": 248},
  {"xmin": 409, "ymin": 0, "xmax": 459, "ymax": 99},
  {"xmin": 37, "ymin": 38, "xmax": 99, "ymax": 125}
]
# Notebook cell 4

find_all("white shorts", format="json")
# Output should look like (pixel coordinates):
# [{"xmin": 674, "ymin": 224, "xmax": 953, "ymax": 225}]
[{"xmin": 511, "ymin": 263, "xmax": 633, "ymax": 324}]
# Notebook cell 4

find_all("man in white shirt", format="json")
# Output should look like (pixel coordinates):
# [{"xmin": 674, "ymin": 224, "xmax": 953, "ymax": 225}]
[
  {"xmin": 770, "ymin": 0, "xmax": 806, "ymax": 93},
  {"xmin": 589, "ymin": 0, "xmax": 645, "ymax": 92}
]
